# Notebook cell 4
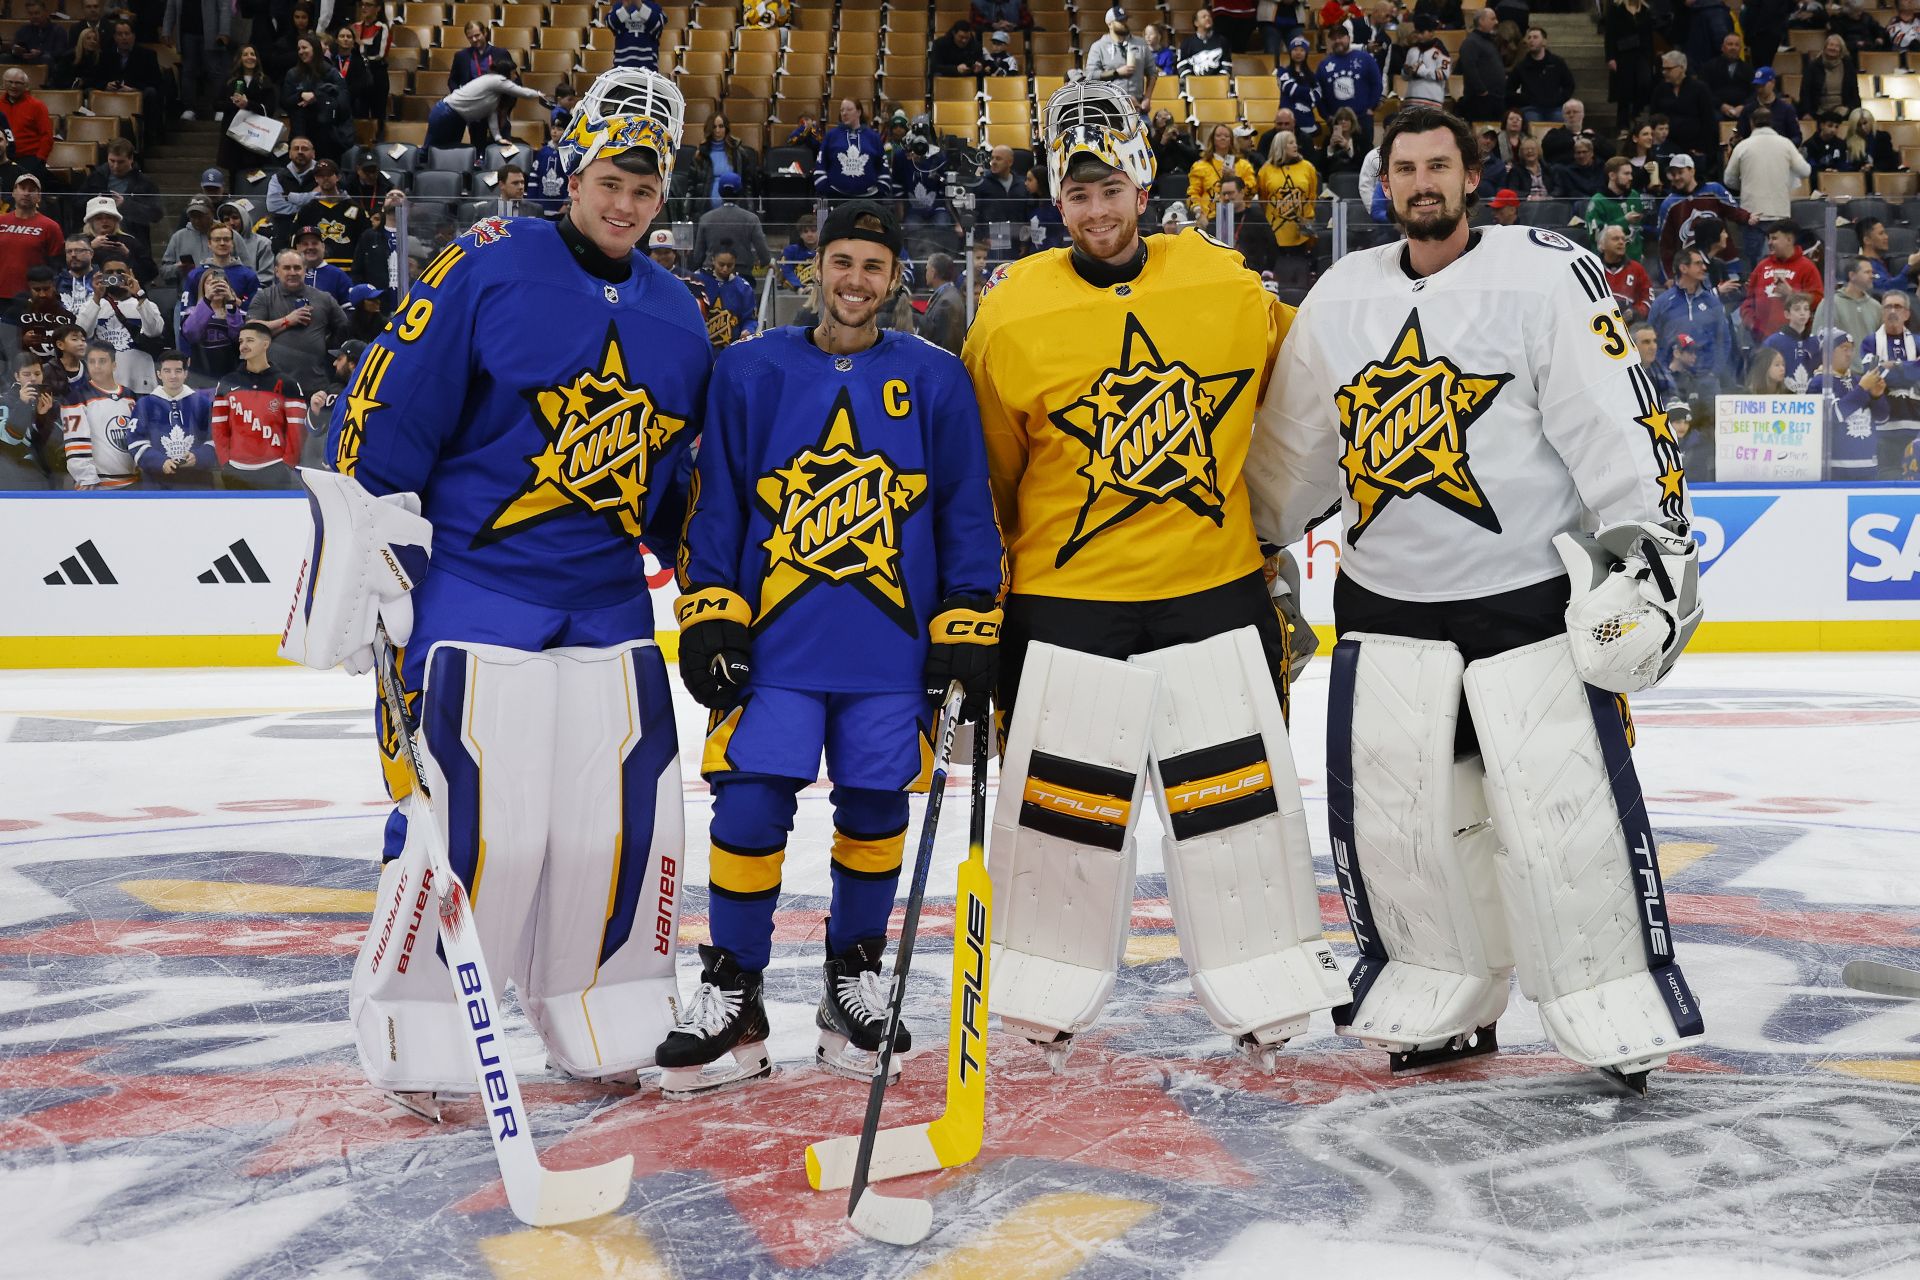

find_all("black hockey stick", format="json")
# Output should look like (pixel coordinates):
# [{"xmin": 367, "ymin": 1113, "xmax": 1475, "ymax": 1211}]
[{"xmin": 846, "ymin": 683, "xmax": 967, "ymax": 1246}]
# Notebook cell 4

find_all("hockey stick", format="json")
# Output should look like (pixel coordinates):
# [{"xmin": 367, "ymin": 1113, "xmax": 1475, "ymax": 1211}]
[
  {"xmin": 807, "ymin": 704, "xmax": 991, "ymax": 1194},
  {"xmin": 1842, "ymin": 960, "xmax": 1920, "ymax": 999},
  {"xmin": 839, "ymin": 684, "xmax": 967, "ymax": 1247},
  {"xmin": 373, "ymin": 626, "xmax": 634, "ymax": 1227}
]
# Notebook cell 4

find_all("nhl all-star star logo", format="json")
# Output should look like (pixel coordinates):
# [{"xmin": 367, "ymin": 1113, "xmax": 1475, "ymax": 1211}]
[
  {"xmin": 751, "ymin": 386, "xmax": 928, "ymax": 634},
  {"xmin": 1337, "ymin": 308, "xmax": 1510, "ymax": 543},
  {"xmin": 466, "ymin": 215, "xmax": 512, "ymax": 246},
  {"xmin": 478, "ymin": 322, "xmax": 689, "ymax": 543},
  {"xmin": 1049, "ymin": 313, "xmax": 1252, "ymax": 567}
]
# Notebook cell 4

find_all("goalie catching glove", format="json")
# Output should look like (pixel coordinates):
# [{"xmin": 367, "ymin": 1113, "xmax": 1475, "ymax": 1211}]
[
  {"xmin": 1553, "ymin": 519, "xmax": 1702, "ymax": 693},
  {"xmin": 676, "ymin": 588, "xmax": 753, "ymax": 710},
  {"xmin": 278, "ymin": 468, "xmax": 431, "ymax": 676},
  {"xmin": 923, "ymin": 595, "xmax": 1000, "ymax": 722}
]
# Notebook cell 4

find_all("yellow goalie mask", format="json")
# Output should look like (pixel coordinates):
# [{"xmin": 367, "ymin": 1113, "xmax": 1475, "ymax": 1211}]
[
  {"xmin": 1042, "ymin": 80, "xmax": 1156, "ymax": 194},
  {"xmin": 558, "ymin": 68, "xmax": 687, "ymax": 181}
]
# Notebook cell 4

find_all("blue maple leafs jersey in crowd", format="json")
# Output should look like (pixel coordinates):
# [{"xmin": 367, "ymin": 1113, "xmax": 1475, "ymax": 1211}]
[
  {"xmin": 329, "ymin": 216, "xmax": 713, "ymax": 609},
  {"xmin": 679, "ymin": 325, "xmax": 1004, "ymax": 693}
]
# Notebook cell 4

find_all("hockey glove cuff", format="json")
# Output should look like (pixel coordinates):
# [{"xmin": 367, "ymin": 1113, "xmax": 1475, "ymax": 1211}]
[
  {"xmin": 278, "ymin": 468, "xmax": 432, "ymax": 677},
  {"xmin": 676, "ymin": 587, "xmax": 754, "ymax": 710},
  {"xmin": 924, "ymin": 594, "xmax": 1001, "ymax": 722}
]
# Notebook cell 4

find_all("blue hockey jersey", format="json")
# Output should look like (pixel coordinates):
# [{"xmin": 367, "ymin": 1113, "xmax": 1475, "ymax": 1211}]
[
  {"xmin": 679, "ymin": 326, "xmax": 1003, "ymax": 693},
  {"xmin": 1762, "ymin": 326, "xmax": 1823, "ymax": 394},
  {"xmin": 131, "ymin": 386, "xmax": 217, "ymax": 484},
  {"xmin": 330, "ymin": 216, "xmax": 712, "ymax": 609},
  {"xmin": 1810, "ymin": 370, "xmax": 1889, "ymax": 476}
]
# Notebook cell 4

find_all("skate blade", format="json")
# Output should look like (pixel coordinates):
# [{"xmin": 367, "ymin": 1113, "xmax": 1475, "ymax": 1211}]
[
  {"xmin": 1600, "ymin": 1066, "xmax": 1652, "ymax": 1096},
  {"xmin": 658, "ymin": 1044, "xmax": 773, "ymax": 1101},
  {"xmin": 383, "ymin": 1090, "xmax": 442, "ymax": 1123},
  {"xmin": 1387, "ymin": 1023, "xmax": 1500, "ymax": 1076},
  {"xmin": 1234, "ymin": 1034, "xmax": 1290, "ymax": 1074},
  {"xmin": 816, "ymin": 1034, "xmax": 903, "ymax": 1084}
]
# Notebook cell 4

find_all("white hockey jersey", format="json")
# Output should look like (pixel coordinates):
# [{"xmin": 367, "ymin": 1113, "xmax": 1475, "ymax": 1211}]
[
  {"xmin": 61, "ymin": 382, "xmax": 138, "ymax": 489},
  {"xmin": 1247, "ymin": 225, "xmax": 1691, "ymax": 603}
]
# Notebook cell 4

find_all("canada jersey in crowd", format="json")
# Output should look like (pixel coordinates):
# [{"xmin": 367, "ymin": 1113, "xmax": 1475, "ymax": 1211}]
[
  {"xmin": 962, "ymin": 229, "xmax": 1291, "ymax": 602},
  {"xmin": 1250, "ymin": 224, "xmax": 1690, "ymax": 603},
  {"xmin": 328, "ymin": 215, "xmax": 713, "ymax": 609},
  {"xmin": 677, "ymin": 325, "xmax": 1004, "ymax": 694}
]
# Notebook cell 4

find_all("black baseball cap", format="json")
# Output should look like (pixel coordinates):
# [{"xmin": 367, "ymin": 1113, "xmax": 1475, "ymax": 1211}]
[
  {"xmin": 328, "ymin": 339, "xmax": 368, "ymax": 361},
  {"xmin": 817, "ymin": 200, "xmax": 903, "ymax": 258}
]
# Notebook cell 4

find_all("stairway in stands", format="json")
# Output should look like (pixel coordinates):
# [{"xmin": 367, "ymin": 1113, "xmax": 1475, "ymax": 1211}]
[
  {"xmin": 142, "ymin": 118, "xmax": 227, "ymax": 216},
  {"xmin": 1533, "ymin": 11, "xmax": 1614, "ymax": 136}
]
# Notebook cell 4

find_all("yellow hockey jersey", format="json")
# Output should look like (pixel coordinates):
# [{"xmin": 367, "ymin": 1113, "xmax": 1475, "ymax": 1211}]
[{"xmin": 961, "ymin": 229, "xmax": 1292, "ymax": 603}]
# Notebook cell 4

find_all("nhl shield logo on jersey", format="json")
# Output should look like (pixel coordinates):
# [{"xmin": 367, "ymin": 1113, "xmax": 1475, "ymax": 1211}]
[
  {"xmin": 1049, "ymin": 313, "xmax": 1252, "ymax": 567},
  {"xmin": 751, "ymin": 386, "xmax": 928, "ymax": 633},
  {"xmin": 1337, "ymin": 309, "xmax": 1511, "ymax": 543},
  {"xmin": 479, "ymin": 323, "xmax": 689, "ymax": 542}
]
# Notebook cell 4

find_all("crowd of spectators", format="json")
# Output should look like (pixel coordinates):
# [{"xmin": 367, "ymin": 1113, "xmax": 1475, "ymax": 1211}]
[{"xmin": 4, "ymin": 0, "xmax": 1920, "ymax": 489}]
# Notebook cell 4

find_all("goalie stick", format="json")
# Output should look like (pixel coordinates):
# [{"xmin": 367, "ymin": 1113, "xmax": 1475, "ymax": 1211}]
[
  {"xmin": 1842, "ymin": 960, "xmax": 1920, "ymax": 999},
  {"xmin": 807, "ymin": 706, "xmax": 992, "ymax": 1201},
  {"xmin": 373, "ymin": 626, "xmax": 634, "ymax": 1227},
  {"xmin": 827, "ymin": 686, "xmax": 967, "ymax": 1247}
]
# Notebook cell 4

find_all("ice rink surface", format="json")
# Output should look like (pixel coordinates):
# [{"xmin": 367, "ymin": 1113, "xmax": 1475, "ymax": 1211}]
[{"xmin": 2, "ymin": 652, "xmax": 1920, "ymax": 1279}]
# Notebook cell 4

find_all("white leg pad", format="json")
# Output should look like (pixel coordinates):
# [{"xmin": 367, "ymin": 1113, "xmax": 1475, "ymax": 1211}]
[
  {"xmin": 1328, "ymin": 633, "xmax": 1514, "ymax": 1050},
  {"xmin": 520, "ymin": 641, "xmax": 685, "ymax": 1080},
  {"xmin": 990, "ymin": 642, "xmax": 1156, "ymax": 1038},
  {"xmin": 349, "ymin": 642, "xmax": 557, "ymax": 1094},
  {"xmin": 1463, "ymin": 635, "xmax": 1706, "ymax": 1071},
  {"xmin": 1131, "ymin": 626, "xmax": 1347, "ymax": 1042}
]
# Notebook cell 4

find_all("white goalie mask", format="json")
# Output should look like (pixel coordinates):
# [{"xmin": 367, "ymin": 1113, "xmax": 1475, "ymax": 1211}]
[
  {"xmin": 557, "ymin": 68, "xmax": 687, "ymax": 181},
  {"xmin": 1042, "ymin": 80, "xmax": 1156, "ymax": 194}
]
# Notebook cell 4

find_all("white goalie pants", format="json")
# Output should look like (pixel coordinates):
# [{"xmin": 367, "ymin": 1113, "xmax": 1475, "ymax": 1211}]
[{"xmin": 349, "ymin": 638, "xmax": 684, "ymax": 1092}]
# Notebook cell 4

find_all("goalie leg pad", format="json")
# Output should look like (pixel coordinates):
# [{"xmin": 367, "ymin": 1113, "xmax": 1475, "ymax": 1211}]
[
  {"xmin": 1131, "ymin": 626, "xmax": 1347, "ymax": 1043},
  {"xmin": 1463, "ymin": 635, "xmax": 1705, "ymax": 1072},
  {"xmin": 1327, "ymin": 634, "xmax": 1514, "ymax": 1051},
  {"xmin": 520, "ymin": 641, "xmax": 685, "ymax": 1080},
  {"xmin": 990, "ymin": 642, "xmax": 1156, "ymax": 1039},
  {"xmin": 349, "ymin": 641, "xmax": 558, "ymax": 1093}
]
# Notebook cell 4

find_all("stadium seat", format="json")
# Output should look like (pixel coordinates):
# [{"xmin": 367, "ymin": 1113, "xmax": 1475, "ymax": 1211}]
[
  {"xmin": 985, "ymin": 122, "xmax": 1032, "ymax": 147},
  {"xmin": 739, "ymin": 27, "xmax": 782, "ymax": 55},
  {"xmin": 1876, "ymin": 170, "xmax": 1920, "ymax": 198},
  {"xmin": 45, "ymin": 140, "xmax": 96, "ymax": 178},
  {"xmin": 64, "ymin": 115, "xmax": 121, "ymax": 147},
  {"xmin": 1819, "ymin": 171, "xmax": 1869, "ymax": 198},
  {"xmin": 427, "ymin": 145, "xmax": 478, "ymax": 171},
  {"xmin": 548, "ymin": 3, "xmax": 592, "ymax": 26},
  {"xmin": 413, "ymin": 169, "xmax": 466, "ymax": 201},
  {"xmin": 680, "ymin": 73, "xmax": 727, "ymax": 100},
  {"xmin": 681, "ymin": 48, "xmax": 727, "ymax": 75},
  {"xmin": 38, "ymin": 88, "xmax": 80, "ymax": 117}
]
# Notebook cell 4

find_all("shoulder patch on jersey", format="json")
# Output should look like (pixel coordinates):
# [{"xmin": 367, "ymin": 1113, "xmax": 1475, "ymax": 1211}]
[
  {"xmin": 1529, "ymin": 228, "xmax": 1577, "ymax": 252},
  {"xmin": 982, "ymin": 262, "xmax": 1012, "ymax": 296},
  {"xmin": 1193, "ymin": 226, "xmax": 1230, "ymax": 250},
  {"xmin": 465, "ymin": 216, "xmax": 513, "ymax": 246}
]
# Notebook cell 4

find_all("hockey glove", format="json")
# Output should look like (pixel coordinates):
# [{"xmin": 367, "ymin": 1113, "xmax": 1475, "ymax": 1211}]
[
  {"xmin": 1263, "ymin": 546, "xmax": 1319, "ymax": 677},
  {"xmin": 923, "ymin": 594, "xmax": 1001, "ymax": 723},
  {"xmin": 1554, "ymin": 519, "xmax": 1703, "ymax": 693},
  {"xmin": 278, "ymin": 468, "xmax": 432, "ymax": 677},
  {"xmin": 676, "ymin": 587, "xmax": 754, "ymax": 710}
]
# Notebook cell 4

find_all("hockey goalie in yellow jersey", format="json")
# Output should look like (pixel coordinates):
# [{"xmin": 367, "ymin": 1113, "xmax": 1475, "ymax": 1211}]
[{"xmin": 960, "ymin": 79, "xmax": 1349, "ymax": 1072}]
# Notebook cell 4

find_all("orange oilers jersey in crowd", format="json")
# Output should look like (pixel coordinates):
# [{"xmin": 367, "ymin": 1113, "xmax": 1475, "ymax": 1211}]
[{"xmin": 961, "ymin": 228, "xmax": 1293, "ymax": 602}]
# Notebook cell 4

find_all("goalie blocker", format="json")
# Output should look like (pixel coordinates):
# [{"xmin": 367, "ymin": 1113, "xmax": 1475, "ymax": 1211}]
[{"xmin": 991, "ymin": 629, "xmax": 1346, "ymax": 1069}]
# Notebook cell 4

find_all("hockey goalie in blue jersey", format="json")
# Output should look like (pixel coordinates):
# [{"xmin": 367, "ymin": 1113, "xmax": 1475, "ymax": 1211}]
[
  {"xmin": 659, "ymin": 201, "xmax": 1003, "ymax": 1097},
  {"xmin": 277, "ymin": 68, "xmax": 714, "ymax": 1119}
]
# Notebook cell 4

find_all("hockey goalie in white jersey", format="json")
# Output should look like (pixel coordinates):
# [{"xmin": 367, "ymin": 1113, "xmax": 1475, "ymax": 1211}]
[{"xmin": 1246, "ymin": 106, "xmax": 1705, "ymax": 1091}]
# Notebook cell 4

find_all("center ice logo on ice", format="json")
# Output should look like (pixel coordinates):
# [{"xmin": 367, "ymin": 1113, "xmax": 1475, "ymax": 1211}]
[
  {"xmin": 1337, "ymin": 309, "xmax": 1510, "ymax": 543},
  {"xmin": 1049, "ymin": 313, "xmax": 1251, "ymax": 566},
  {"xmin": 482, "ymin": 324, "xmax": 689, "ymax": 542},
  {"xmin": 753, "ymin": 386, "xmax": 928, "ymax": 633}
]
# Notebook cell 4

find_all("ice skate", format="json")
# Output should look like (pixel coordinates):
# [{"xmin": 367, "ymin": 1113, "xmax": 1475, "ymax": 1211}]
[
  {"xmin": 656, "ymin": 945, "xmax": 773, "ymax": 1100},
  {"xmin": 383, "ymin": 1090, "xmax": 443, "ymax": 1123},
  {"xmin": 815, "ymin": 936, "xmax": 910, "ymax": 1082},
  {"xmin": 1387, "ymin": 1022, "xmax": 1501, "ymax": 1076}
]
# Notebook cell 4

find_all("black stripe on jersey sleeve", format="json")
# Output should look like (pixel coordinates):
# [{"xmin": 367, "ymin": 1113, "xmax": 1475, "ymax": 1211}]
[{"xmin": 1571, "ymin": 256, "xmax": 1609, "ymax": 304}]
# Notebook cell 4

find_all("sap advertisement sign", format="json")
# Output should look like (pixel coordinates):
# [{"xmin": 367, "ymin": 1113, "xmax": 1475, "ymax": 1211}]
[{"xmin": 1848, "ymin": 494, "xmax": 1920, "ymax": 601}]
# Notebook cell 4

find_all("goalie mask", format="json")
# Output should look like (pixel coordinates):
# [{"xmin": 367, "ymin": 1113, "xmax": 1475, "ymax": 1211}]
[
  {"xmin": 1042, "ymin": 80, "xmax": 1156, "ymax": 194},
  {"xmin": 558, "ymin": 68, "xmax": 686, "ymax": 182}
]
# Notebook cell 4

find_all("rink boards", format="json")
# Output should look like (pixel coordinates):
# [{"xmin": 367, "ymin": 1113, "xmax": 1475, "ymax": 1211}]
[{"xmin": 0, "ymin": 484, "xmax": 1916, "ymax": 666}]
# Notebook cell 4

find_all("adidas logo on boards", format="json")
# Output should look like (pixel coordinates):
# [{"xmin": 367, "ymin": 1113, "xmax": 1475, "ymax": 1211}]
[
  {"xmin": 199, "ymin": 539, "xmax": 271, "ymax": 585},
  {"xmin": 42, "ymin": 540, "xmax": 118, "ymax": 586}
]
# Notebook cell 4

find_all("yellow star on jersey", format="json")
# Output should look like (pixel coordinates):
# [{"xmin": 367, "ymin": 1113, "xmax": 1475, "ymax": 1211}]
[
  {"xmin": 1048, "ymin": 313, "xmax": 1255, "ymax": 568},
  {"xmin": 1638, "ymin": 407, "xmax": 1677, "ymax": 446},
  {"xmin": 1335, "ymin": 309, "xmax": 1513, "ymax": 543},
  {"xmin": 478, "ymin": 323, "xmax": 690, "ymax": 545},
  {"xmin": 333, "ymin": 343, "xmax": 394, "ymax": 477},
  {"xmin": 750, "ymin": 387, "xmax": 929, "ymax": 636},
  {"xmin": 1657, "ymin": 461, "xmax": 1687, "ymax": 502}
]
